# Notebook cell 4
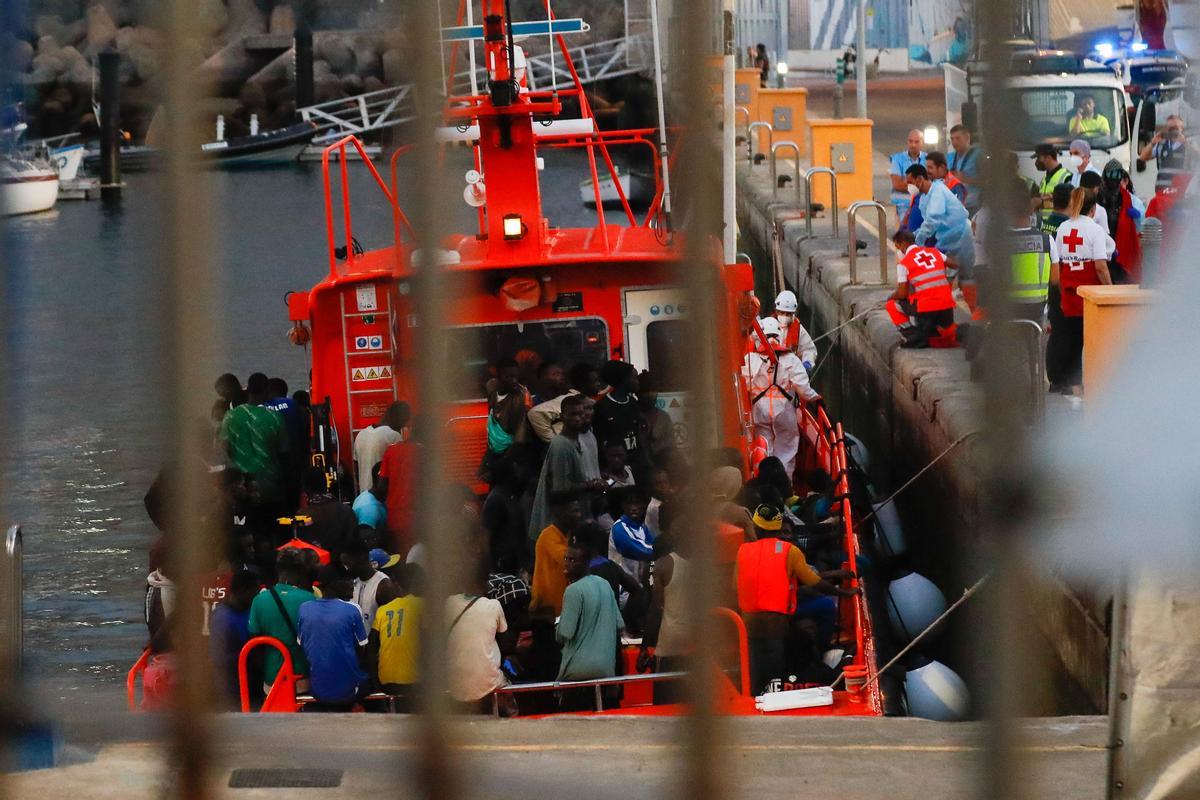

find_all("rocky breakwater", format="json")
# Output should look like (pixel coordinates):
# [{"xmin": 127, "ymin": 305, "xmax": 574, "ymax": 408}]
[{"xmin": 4, "ymin": 0, "xmax": 630, "ymax": 141}]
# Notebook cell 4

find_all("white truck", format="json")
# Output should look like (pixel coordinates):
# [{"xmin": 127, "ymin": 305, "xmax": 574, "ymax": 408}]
[{"xmin": 943, "ymin": 50, "xmax": 1152, "ymax": 195}]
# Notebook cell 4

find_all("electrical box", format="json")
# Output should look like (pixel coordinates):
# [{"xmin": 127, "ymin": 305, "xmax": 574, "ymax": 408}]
[
  {"xmin": 831, "ymin": 142, "xmax": 855, "ymax": 173},
  {"xmin": 735, "ymin": 82, "xmax": 751, "ymax": 105},
  {"xmin": 772, "ymin": 106, "xmax": 793, "ymax": 131}
]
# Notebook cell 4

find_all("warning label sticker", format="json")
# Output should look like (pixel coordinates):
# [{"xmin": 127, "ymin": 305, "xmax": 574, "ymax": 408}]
[
  {"xmin": 351, "ymin": 365, "xmax": 393, "ymax": 382},
  {"xmin": 356, "ymin": 284, "xmax": 378, "ymax": 312},
  {"xmin": 353, "ymin": 335, "xmax": 385, "ymax": 351}
]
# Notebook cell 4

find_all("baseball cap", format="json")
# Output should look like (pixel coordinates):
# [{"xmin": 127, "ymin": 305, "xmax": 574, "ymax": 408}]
[
  {"xmin": 369, "ymin": 548, "xmax": 402, "ymax": 570},
  {"xmin": 752, "ymin": 504, "xmax": 785, "ymax": 531},
  {"xmin": 1032, "ymin": 143, "xmax": 1058, "ymax": 158}
]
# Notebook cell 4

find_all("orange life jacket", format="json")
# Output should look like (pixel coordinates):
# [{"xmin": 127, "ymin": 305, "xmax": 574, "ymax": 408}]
[
  {"xmin": 735, "ymin": 537, "xmax": 796, "ymax": 615},
  {"xmin": 901, "ymin": 246, "xmax": 956, "ymax": 313}
]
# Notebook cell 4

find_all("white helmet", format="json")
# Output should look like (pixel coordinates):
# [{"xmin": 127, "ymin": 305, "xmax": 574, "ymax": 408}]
[
  {"xmin": 774, "ymin": 290, "xmax": 798, "ymax": 313},
  {"xmin": 758, "ymin": 317, "xmax": 782, "ymax": 339}
]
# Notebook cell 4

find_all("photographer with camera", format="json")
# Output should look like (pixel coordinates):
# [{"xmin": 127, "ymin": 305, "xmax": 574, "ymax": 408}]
[{"xmin": 1139, "ymin": 115, "xmax": 1192, "ymax": 192}]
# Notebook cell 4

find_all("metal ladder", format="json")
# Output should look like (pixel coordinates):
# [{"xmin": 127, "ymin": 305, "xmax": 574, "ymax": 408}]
[{"xmin": 300, "ymin": 33, "xmax": 652, "ymax": 139}]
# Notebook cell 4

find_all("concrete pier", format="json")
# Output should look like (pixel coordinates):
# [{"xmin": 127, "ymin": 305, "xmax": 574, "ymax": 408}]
[
  {"xmin": 735, "ymin": 151, "xmax": 1110, "ymax": 711},
  {"xmin": 10, "ymin": 714, "xmax": 1107, "ymax": 799}
]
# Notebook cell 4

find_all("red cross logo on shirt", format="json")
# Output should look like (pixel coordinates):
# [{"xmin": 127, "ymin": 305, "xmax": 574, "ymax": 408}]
[
  {"xmin": 1062, "ymin": 228, "xmax": 1085, "ymax": 253},
  {"xmin": 913, "ymin": 250, "xmax": 938, "ymax": 268}
]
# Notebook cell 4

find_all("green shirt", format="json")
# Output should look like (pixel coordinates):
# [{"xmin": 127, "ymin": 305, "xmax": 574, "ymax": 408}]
[
  {"xmin": 220, "ymin": 404, "xmax": 286, "ymax": 503},
  {"xmin": 248, "ymin": 584, "xmax": 316, "ymax": 684},
  {"xmin": 556, "ymin": 575, "xmax": 622, "ymax": 681}
]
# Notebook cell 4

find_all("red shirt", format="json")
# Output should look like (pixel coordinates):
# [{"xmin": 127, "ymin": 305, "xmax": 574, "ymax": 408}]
[{"xmin": 380, "ymin": 440, "xmax": 421, "ymax": 556}]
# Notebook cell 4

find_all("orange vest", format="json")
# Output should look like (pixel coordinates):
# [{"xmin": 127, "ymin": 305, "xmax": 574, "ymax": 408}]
[
  {"xmin": 901, "ymin": 246, "xmax": 956, "ymax": 313},
  {"xmin": 736, "ymin": 538, "xmax": 796, "ymax": 615}
]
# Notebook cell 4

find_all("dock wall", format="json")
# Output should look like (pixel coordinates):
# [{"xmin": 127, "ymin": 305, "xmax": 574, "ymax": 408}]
[{"xmin": 735, "ymin": 162, "xmax": 1110, "ymax": 710}]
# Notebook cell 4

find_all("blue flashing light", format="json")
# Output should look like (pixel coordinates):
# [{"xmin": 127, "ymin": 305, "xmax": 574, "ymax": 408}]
[
  {"xmin": 1132, "ymin": 41, "xmax": 1149, "ymax": 52},
  {"xmin": 1094, "ymin": 42, "xmax": 1114, "ymax": 59}
]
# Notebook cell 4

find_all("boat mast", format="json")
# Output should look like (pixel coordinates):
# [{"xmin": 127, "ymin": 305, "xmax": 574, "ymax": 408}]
[{"xmin": 649, "ymin": 0, "xmax": 673, "ymax": 231}]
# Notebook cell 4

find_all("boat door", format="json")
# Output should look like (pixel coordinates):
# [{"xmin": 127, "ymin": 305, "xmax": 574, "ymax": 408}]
[{"xmin": 623, "ymin": 287, "xmax": 690, "ymax": 448}]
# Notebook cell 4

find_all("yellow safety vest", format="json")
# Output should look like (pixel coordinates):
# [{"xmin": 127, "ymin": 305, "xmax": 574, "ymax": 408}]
[{"xmin": 1009, "ymin": 228, "xmax": 1052, "ymax": 302}]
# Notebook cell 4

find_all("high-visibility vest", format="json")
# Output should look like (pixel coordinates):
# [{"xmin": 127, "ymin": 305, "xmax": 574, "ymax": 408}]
[
  {"xmin": 901, "ymin": 246, "xmax": 956, "ymax": 313},
  {"xmin": 1008, "ymin": 227, "xmax": 1052, "ymax": 302},
  {"xmin": 735, "ymin": 537, "xmax": 796, "ymax": 615},
  {"xmin": 1038, "ymin": 165, "xmax": 1070, "ymax": 196}
]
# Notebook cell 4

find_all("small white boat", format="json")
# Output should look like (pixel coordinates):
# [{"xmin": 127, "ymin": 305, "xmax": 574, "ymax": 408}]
[
  {"xmin": 50, "ymin": 143, "xmax": 84, "ymax": 181},
  {"xmin": 1, "ymin": 157, "xmax": 59, "ymax": 216},
  {"xmin": 579, "ymin": 166, "xmax": 654, "ymax": 207}
]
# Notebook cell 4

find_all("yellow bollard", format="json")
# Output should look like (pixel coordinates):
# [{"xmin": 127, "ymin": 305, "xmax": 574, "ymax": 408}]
[
  {"xmin": 809, "ymin": 118, "xmax": 874, "ymax": 208},
  {"xmin": 1076, "ymin": 285, "xmax": 1157, "ymax": 394},
  {"xmin": 757, "ymin": 87, "xmax": 808, "ymax": 157}
]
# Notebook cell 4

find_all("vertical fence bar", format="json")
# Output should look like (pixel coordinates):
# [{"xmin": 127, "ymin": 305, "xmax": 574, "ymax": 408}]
[
  {"xmin": 3, "ymin": 526, "xmax": 21, "ymax": 672},
  {"xmin": 674, "ymin": 1, "xmax": 727, "ymax": 799},
  {"xmin": 408, "ymin": 1, "xmax": 457, "ymax": 799},
  {"xmin": 974, "ymin": 0, "xmax": 1046, "ymax": 794},
  {"xmin": 160, "ymin": 0, "xmax": 221, "ymax": 794}
]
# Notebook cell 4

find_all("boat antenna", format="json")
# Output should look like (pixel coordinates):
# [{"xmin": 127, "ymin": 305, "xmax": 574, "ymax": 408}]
[
  {"xmin": 467, "ymin": 0, "xmax": 479, "ymax": 96},
  {"xmin": 649, "ymin": 0, "xmax": 672, "ymax": 229},
  {"xmin": 505, "ymin": 0, "xmax": 518, "ymax": 95}
]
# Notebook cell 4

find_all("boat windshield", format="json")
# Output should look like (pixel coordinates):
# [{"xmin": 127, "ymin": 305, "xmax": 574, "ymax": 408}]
[
  {"xmin": 444, "ymin": 318, "xmax": 610, "ymax": 402},
  {"xmin": 1009, "ymin": 87, "xmax": 1129, "ymax": 150}
]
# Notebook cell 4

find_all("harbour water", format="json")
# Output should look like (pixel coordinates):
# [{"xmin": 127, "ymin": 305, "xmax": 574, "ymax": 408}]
[{"xmin": 2, "ymin": 153, "xmax": 603, "ymax": 706}]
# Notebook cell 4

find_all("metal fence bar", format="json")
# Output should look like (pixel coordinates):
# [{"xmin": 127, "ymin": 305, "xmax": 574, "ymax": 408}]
[
  {"xmin": 3, "ymin": 526, "xmax": 21, "ymax": 671},
  {"xmin": 675, "ymin": 1, "xmax": 728, "ymax": 798},
  {"xmin": 408, "ymin": 1, "xmax": 457, "ymax": 799},
  {"xmin": 160, "ymin": 0, "xmax": 222, "ymax": 792},
  {"xmin": 847, "ymin": 200, "xmax": 888, "ymax": 285}
]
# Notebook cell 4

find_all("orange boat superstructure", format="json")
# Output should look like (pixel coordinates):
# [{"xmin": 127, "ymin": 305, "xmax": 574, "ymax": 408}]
[{"xmin": 269, "ymin": 0, "xmax": 885, "ymax": 716}]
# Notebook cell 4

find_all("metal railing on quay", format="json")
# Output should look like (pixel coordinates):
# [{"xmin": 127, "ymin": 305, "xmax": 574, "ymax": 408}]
[
  {"xmin": 746, "ymin": 121, "xmax": 772, "ymax": 163},
  {"xmin": 847, "ymin": 200, "xmax": 887, "ymax": 284},
  {"xmin": 770, "ymin": 141, "xmax": 801, "ymax": 199},
  {"xmin": 802, "ymin": 167, "xmax": 839, "ymax": 239}
]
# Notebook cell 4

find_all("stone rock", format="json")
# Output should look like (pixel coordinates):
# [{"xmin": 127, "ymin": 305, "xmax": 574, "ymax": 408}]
[
  {"xmin": 7, "ymin": 39, "xmax": 34, "ymax": 73},
  {"xmin": 36, "ymin": 35, "xmax": 61, "ymax": 57},
  {"xmin": 226, "ymin": 0, "xmax": 267, "ymax": 36},
  {"xmin": 317, "ymin": 34, "xmax": 354, "ymax": 75},
  {"xmin": 353, "ymin": 44, "xmax": 380, "ymax": 78},
  {"xmin": 84, "ymin": 3, "xmax": 118, "ymax": 56},
  {"xmin": 125, "ymin": 41, "xmax": 157, "ymax": 82},
  {"xmin": 193, "ymin": 0, "xmax": 229, "ymax": 39},
  {"xmin": 363, "ymin": 75, "xmax": 385, "ymax": 95},
  {"xmin": 34, "ymin": 14, "xmax": 66, "ymax": 42},
  {"xmin": 238, "ymin": 81, "xmax": 267, "ymax": 112},
  {"xmin": 340, "ymin": 72, "xmax": 365, "ymax": 95},
  {"xmin": 314, "ymin": 74, "xmax": 343, "ymax": 103},
  {"xmin": 62, "ymin": 20, "xmax": 87, "ymax": 47},
  {"xmin": 115, "ymin": 26, "xmax": 136, "ymax": 51},
  {"xmin": 269, "ymin": 4, "xmax": 295, "ymax": 35},
  {"xmin": 381, "ymin": 47, "xmax": 406, "ymax": 85},
  {"xmin": 313, "ymin": 58, "xmax": 332, "ymax": 78}
]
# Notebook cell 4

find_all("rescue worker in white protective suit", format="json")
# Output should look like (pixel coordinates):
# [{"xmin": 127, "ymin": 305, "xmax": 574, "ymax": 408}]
[
  {"xmin": 769, "ymin": 290, "xmax": 818, "ymax": 371},
  {"xmin": 744, "ymin": 317, "xmax": 820, "ymax": 477}
]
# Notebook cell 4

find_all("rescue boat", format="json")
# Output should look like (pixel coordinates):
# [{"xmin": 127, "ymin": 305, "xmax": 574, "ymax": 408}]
[{"xmin": 129, "ymin": 1, "xmax": 885, "ymax": 717}]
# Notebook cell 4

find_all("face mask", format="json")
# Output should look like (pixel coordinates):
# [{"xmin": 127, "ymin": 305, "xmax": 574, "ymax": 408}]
[
  {"xmin": 777, "ymin": 313, "xmax": 794, "ymax": 325},
  {"xmin": 907, "ymin": 184, "xmax": 919, "ymax": 196},
  {"xmin": 1065, "ymin": 154, "xmax": 1083, "ymax": 173}
]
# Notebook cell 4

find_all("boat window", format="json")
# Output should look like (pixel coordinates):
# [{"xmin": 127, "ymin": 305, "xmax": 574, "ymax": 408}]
[
  {"xmin": 444, "ymin": 317, "xmax": 610, "ymax": 402},
  {"xmin": 645, "ymin": 320, "xmax": 688, "ymax": 393},
  {"xmin": 1009, "ymin": 87, "xmax": 1128, "ymax": 150}
]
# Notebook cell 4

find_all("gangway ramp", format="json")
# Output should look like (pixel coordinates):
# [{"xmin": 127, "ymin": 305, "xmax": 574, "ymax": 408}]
[{"xmin": 299, "ymin": 33, "xmax": 651, "ymax": 139}]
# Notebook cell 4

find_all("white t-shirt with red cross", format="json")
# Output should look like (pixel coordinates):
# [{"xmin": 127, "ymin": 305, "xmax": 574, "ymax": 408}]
[{"xmin": 1054, "ymin": 215, "xmax": 1112, "ymax": 266}]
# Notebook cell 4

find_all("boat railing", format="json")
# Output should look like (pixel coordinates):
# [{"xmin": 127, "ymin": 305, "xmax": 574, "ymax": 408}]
[
  {"xmin": 488, "ymin": 672, "xmax": 689, "ymax": 716},
  {"xmin": 320, "ymin": 135, "xmax": 413, "ymax": 278},
  {"xmin": 2, "ymin": 525, "xmax": 21, "ymax": 671}
]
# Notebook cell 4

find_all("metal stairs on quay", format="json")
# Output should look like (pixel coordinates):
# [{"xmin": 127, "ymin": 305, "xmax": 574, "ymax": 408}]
[{"xmin": 299, "ymin": 33, "xmax": 652, "ymax": 140}]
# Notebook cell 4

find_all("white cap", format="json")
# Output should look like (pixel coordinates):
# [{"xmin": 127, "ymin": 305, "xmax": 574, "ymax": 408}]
[
  {"xmin": 759, "ymin": 317, "xmax": 782, "ymax": 339},
  {"xmin": 774, "ymin": 290, "xmax": 798, "ymax": 313}
]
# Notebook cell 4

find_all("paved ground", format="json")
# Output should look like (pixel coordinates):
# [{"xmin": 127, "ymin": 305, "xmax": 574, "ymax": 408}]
[
  {"xmin": 795, "ymin": 73, "xmax": 946, "ymax": 157},
  {"xmin": 9, "ymin": 715, "xmax": 1108, "ymax": 799}
]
